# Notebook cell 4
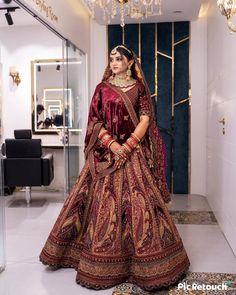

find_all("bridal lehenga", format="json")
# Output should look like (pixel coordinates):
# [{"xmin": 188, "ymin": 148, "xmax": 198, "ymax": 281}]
[{"xmin": 39, "ymin": 48, "xmax": 190, "ymax": 291}]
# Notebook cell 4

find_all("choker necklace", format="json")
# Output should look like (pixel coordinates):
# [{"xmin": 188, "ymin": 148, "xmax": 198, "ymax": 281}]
[{"xmin": 108, "ymin": 74, "xmax": 136, "ymax": 88}]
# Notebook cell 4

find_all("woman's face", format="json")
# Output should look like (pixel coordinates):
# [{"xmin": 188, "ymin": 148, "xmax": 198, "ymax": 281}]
[{"xmin": 109, "ymin": 51, "xmax": 129, "ymax": 75}]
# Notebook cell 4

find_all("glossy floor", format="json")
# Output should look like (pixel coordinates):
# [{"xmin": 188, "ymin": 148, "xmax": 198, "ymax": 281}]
[{"xmin": 0, "ymin": 191, "xmax": 235, "ymax": 295}]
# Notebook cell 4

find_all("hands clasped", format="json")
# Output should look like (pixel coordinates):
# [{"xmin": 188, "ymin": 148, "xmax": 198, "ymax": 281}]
[{"xmin": 98, "ymin": 130, "xmax": 141, "ymax": 169}]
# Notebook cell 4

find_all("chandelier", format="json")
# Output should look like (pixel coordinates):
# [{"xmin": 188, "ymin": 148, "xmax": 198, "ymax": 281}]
[
  {"xmin": 217, "ymin": 0, "xmax": 236, "ymax": 32},
  {"xmin": 84, "ymin": 0, "xmax": 163, "ymax": 27}
]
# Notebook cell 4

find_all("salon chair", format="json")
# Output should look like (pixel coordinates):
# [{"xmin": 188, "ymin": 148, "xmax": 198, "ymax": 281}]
[{"xmin": 2, "ymin": 129, "xmax": 54, "ymax": 204}]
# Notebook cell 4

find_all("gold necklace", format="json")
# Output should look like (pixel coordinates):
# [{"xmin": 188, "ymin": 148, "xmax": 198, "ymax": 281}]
[{"xmin": 108, "ymin": 74, "xmax": 136, "ymax": 88}]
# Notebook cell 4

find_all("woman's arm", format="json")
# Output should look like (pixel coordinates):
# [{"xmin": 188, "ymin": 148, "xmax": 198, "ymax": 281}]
[
  {"xmin": 98, "ymin": 116, "xmax": 150, "ymax": 141},
  {"xmin": 132, "ymin": 115, "xmax": 150, "ymax": 140},
  {"xmin": 98, "ymin": 116, "xmax": 150, "ymax": 140},
  {"xmin": 98, "ymin": 115, "xmax": 150, "ymax": 155},
  {"xmin": 98, "ymin": 127, "xmax": 121, "ymax": 154}
]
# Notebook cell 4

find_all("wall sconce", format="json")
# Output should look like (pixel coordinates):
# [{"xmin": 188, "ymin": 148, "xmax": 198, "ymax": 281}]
[
  {"xmin": 217, "ymin": 0, "xmax": 236, "ymax": 32},
  {"xmin": 9, "ymin": 67, "xmax": 21, "ymax": 86}
]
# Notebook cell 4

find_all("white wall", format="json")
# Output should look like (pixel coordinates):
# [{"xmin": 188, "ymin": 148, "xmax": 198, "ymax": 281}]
[
  {"xmin": 0, "ymin": 25, "xmax": 62, "ymax": 141},
  {"xmin": 21, "ymin": 0, "xmax": 90, "ymax": 54},
  {"xmin": 190, "ymin": 16, "xmax": 207, "ymax": 196},
  {"xmin": 89, "ymin": 19, "xmax": 107, "ymax": 98},
  {"xmin": 207, "ymin": 0, "xmax": 236, "ymax": 255},
  {"xmin": 0, "ymin": 25, "xmax": 65, "ymax": 189}
]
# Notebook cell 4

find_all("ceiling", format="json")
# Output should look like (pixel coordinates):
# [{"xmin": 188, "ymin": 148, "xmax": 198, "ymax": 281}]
[
  {"xmin": 0, "ymin": 0, "xmax": 203, "ymax": 28},
  {"xmin": 86, "ymin": 0, "xmax": 203, "ymax": 25}
]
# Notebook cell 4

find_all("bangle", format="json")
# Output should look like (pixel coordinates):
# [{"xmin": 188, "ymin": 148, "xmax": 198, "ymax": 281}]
[
  {"xmin": 101, "ymin": 135, "xmax": 112, "ymax": 146},
  {"xmin": 123, "ymin": 134, "xmax": 139, "ymax": 153},
  {"xmin": 131, "ymin": 132, "xmax": 141, "ymax": 142},
  {"xmin": 100, "ymin": 132, "xmax": 110, "ymax": 143},
  {"xmin": 127, "ymin": 136, "xmax": 139, "ymax": 149},
  {"xmin": 100, "ymin": 132, "xmax": 117, "ymax": 150},
  {"xmin": 107, "ymin": 139, "xmax": 116, "ymax": 150},
  {"xmin": 122, "ymin": 143, "xmax": 132, "ymax": 153},
  {"xmin": 98, "ymin": 129, "xmax": 109, "ymax": 140}
]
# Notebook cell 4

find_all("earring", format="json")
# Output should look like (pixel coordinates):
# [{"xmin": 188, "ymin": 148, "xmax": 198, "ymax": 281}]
[{"xmin": 126, "ymin": 64, "xmax": 132, "ymax": 81}]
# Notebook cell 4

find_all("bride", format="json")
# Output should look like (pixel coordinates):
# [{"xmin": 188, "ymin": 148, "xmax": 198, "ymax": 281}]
[{"xmin": 39, "ymin": 44, "xmax": 190, "ymax": 291}]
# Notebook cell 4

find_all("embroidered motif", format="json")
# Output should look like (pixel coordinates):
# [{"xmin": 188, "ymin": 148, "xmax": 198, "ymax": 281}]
[
  {"xmin": 112, "ymin": 116, "xmax": 118, "ymax": 123},
  {"xmin": 120, "ymin": 134, "xmax": 125, "ymax": 139},
  {"xmin": 115, "ymin": 98, "xmax": 120, "ymax": 103},
  {"xmin": 124, "ymin": 115, "xmax": 129, "ymax": 120},
  {"xmin": 92, "ymin": 116, "xmax": 98, "ymax": 121}
]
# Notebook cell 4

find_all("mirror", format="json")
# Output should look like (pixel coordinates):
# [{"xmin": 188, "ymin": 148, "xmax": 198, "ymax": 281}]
[{"xmin": 31, "ymin": 59, "xmax": 80, "ymax": 134}]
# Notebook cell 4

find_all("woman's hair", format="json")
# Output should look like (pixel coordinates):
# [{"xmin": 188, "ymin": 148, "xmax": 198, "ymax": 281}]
[
  {"xmin": 102, "ymin": 44, "xmax": 139, "ymax": 82},
  {"xmin": 114, "ymin": 45, "xmax": 133, "ymax": 61}
]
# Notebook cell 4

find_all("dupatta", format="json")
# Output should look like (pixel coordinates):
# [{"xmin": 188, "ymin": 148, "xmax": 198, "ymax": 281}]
[{"xmin": 103, "ymin": 81, "xmax": 171, "ymax": 203}]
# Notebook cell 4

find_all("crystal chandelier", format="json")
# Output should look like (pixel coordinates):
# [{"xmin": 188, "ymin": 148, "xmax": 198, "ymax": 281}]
[
  {"xmin": 84, "ymin": 0, "xmax": 163, "ymax": 27},
  {"xmin": 217, "ymin": 0, "xmax": 236, "ymax": 32}
]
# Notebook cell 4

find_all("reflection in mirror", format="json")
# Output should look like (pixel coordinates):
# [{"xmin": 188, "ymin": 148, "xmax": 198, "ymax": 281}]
[{"xmin": 31, "ymin": 59, "xmax": 81, "ymax": 133}]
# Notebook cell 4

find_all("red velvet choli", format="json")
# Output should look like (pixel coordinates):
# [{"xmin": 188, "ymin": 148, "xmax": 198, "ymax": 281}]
[{"xmin": 84, "ymin": 80, "xmax": 151, "ymax": 177}]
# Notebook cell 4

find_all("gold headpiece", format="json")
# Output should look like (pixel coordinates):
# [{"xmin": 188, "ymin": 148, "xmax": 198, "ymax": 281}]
[{"xmin": 111, "ymin": 45, "xmax": 132, "ymax": 55}]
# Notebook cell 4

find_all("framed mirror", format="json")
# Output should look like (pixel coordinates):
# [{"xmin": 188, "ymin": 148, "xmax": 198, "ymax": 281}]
[{"xmin": 31, "ymin": 59, "xmax": 80, "ymax": 134}]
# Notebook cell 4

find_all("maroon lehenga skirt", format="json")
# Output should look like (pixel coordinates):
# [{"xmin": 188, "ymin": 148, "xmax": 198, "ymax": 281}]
[{"xmin": 39, "ymin": 147, "xmax": 190, "ymax": 291}]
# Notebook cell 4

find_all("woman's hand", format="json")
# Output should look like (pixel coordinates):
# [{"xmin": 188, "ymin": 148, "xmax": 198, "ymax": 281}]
[
  {"xmin": 110, "ymin": 142, "xmax": 129, "ymax": 169},
  {"xmin": 109, "ymin": 141, "xmax": 122, "ymax": 154}
]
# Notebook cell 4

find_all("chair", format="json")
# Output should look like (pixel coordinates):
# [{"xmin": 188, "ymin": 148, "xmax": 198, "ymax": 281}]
[{"xmin": 2, "ymin": 129, "xmax": 54, "ymax": 204}]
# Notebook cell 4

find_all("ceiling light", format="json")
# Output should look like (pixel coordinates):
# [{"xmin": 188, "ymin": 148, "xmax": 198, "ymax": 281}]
[
  {"xmin": 0, "ymin": 6, "xmax": 20, "ymax": 26},
  {"xmin": 217, "ymin": 0, "xmax": 236, "ymax": 32},
  {"xmin": 5, "ymin": 11, "xmax": 13, "ymax": 25},
  {"xmin": 84, "ymin": 0, "xmax": 163, "ymax": 27}
]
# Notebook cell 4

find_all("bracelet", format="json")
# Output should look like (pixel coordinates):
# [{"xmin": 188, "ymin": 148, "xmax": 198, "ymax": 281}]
[
  {"xmin": 127, "ymin": 136, "xmax": 139, "ymax": 149},
  {"xmin": 122, "ymin": 143, "xmax": 132, "ymax": 153},
  {"xmin": 99, "ymin": 131, "xmax": 118, "ymax": 151},
  {"xmin": 101, "ymin": 134, "xmax": 113, "ymax": 146},
  {"xmin": 131, "ymin": 132, "xmax": 141, "ymax": 142},
  {"xmin": 100, "ymin": 132, "xmax": 111, "ymax": 142},
  {"xmin": 123, "ymin": 133, "xmax": 141, "ymax": 153},
  {"xmin": 107, "ymin": 139, "xmax": 116, "ymax": 150},
  {"xmin": 98, "ymin": 129, "xmax": 109, "ymax": 140}
]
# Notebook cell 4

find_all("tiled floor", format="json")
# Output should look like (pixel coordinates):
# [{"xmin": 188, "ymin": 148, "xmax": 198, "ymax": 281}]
[{"xmin": 0, "ymin": 191, "xmax": 236, "ymax": 295}]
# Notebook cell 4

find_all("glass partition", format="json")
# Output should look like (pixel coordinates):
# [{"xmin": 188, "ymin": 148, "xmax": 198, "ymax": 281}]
[
  {"xmin": 0, "ymin": 163, "xmax": 5, "ymax": 273},
  {"xmin": 63, "ymin": 41, "xmax": 88, "ymax": 194},
  {"xmin": 0, "ymin": 64, "xmax": 6, "ymax": 273}
]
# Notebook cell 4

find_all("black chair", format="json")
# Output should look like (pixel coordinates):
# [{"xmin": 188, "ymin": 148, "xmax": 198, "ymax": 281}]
[{"xmin": 2, "ymin": 129, "xmax": 54, "ymax": 204}]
